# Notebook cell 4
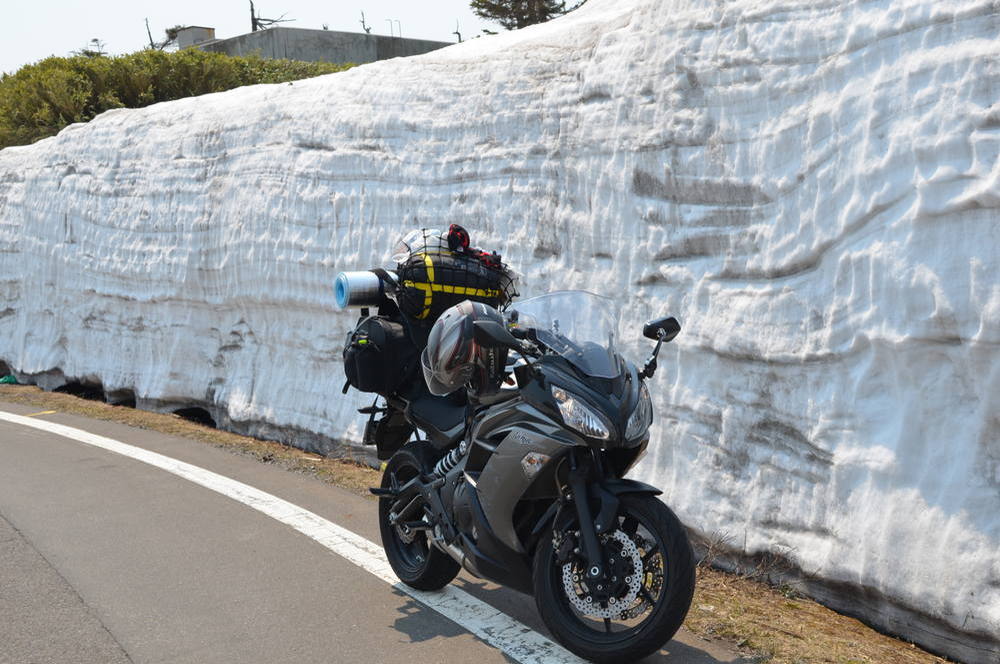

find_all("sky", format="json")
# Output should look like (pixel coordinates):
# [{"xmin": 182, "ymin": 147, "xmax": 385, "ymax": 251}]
[{"xmin": 3, "ymin": 1, "xmax": 498, "ymax": 75}]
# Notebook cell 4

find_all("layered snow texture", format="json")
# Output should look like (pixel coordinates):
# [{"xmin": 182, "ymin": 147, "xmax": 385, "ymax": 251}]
[{"xmin": 0, "ymin": 0, "xmax": 998, "ymax": 659}]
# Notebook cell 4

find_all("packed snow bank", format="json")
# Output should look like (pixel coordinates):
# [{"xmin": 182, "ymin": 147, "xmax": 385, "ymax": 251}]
[{"xmin": 1, "ymin": 0, "xmax": 997, "ymax": 659}]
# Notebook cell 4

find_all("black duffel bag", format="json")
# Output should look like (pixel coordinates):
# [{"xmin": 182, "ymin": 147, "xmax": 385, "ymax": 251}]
[
  {"xmin": 342, "ymin": 315, "xmax": 418, "ymax": 396},
  {"xmin": 396, "ymin": 250, "xmax": 515, "ymax": 323}
]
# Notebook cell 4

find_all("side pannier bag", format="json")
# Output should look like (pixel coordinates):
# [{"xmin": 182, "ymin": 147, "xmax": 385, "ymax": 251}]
[{"xmin": 342, "ymin": 315, "xmax": 417, "ymax": 395}]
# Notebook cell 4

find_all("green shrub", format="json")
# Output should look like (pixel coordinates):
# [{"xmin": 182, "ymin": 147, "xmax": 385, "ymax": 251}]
[{"xmin": 0, "ymin": 50, "xmax": 352, "ymax": 149}]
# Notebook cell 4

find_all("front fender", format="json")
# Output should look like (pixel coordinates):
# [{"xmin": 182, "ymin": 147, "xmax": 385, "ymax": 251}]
[
  {"xmin": 601, "ymin": 478, "xmax": 662, "ymax": 497},
  {"xmin": 591, "ymin": 479, "xmax": 663, "ymax": 537},
  {"xmin": 529, "ymin": 480, "xmax": 664, "ymax": 549}
]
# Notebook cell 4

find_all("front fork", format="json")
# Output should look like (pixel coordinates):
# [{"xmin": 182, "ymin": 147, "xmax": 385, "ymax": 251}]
[{"xmin": 565, "ymin": 449, "xmax": 620, "ymax": 584}]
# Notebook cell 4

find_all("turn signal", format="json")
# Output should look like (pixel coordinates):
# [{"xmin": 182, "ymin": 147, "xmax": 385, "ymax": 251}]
[{"xmin": 520, "ymin": 452, "xmax": 550, "ymax": 478}]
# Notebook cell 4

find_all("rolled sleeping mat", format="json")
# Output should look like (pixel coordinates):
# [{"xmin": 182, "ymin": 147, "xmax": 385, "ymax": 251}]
[{"xmin": 334, "ymin": 270, "xmax": 398, "ymax": 309}]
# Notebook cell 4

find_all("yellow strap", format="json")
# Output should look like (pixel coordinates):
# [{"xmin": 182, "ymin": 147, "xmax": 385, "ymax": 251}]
[
  {"xmin": 404, "ymin": 253, "xmax": 501, "ymax": 319},
  {"xmin": 396, "ymin": 253, "xmax": 437, "ymax": 319},
  {"xmin": 422, "ymin": 253, "xmax": 436, "ymax": 282},
  {"xmin": 402, "ymin": 280, "xmax": 501, "ymax": 319},
  {"xmin": 403, "ymin": 281, "xmax": 501, "ymax": 299}
]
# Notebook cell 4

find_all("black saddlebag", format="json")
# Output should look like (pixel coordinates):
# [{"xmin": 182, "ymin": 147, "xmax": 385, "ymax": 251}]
[{"xmin": 343, "ymin": 315, "xmax": 418, "ymax": 396}]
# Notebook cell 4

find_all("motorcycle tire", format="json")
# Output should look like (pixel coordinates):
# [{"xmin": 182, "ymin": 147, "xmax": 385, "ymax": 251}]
[
  {"xmin": 378, "ymin": 443, "xmax": 461, "ymax": 591},
  {"xmin": 532, "ymin": 494, "xmax": 695, "ymax": 663}
]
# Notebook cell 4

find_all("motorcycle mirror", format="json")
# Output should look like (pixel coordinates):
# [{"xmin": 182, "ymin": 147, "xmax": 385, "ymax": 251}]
[
  {"xmin": 643, "ymin": 316, "xmax": 681, "ymax": 342},
  {"xmin": 473, "ymin": 320, "xmax": 521, "ymax": 350}
]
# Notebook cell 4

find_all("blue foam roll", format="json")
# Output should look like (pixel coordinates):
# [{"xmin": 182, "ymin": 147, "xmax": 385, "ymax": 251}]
[
  {"xmin": 334, "ymin": 273, "xmax": 351, "ymax": 309},
  {"xmin": 333, "ymin": 270, "xmax": 396, "ymax": 309}
]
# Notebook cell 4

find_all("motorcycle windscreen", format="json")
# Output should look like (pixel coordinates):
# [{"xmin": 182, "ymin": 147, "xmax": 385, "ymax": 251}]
[{"xmin": 509, "ymin": 290, "xmax": 622, "ymax": 379}]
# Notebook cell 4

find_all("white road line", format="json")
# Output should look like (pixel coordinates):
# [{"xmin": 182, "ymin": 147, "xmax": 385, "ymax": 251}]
[{"xmin": 0, "ymin": 410, "xmax": 583, "ymax": 664}]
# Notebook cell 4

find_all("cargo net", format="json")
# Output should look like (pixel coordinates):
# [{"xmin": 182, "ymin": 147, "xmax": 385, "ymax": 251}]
[{"xmin": 393, "ymin": 228, "xmax": 518, "ymax": 323}]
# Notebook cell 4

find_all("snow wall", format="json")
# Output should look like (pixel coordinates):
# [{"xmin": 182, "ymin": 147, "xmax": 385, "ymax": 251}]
[{"xmin": 1, "ymin": 0, "xmax": 998, "ymax": 660}]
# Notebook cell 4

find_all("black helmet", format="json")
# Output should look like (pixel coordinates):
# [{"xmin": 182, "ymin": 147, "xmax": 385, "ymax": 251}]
[{"xmin": 421, "ymin": 300, "xmax": 508, "ymax": 396}]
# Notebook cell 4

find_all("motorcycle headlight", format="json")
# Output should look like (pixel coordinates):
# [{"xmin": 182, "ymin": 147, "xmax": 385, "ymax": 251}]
[
  {"xmin": 551, "ymin": 386, "xmax": 611, "ymax": 440},
  {"xmin": 625, "ymin": 382, "xmax": 653, "ymax": 439}
]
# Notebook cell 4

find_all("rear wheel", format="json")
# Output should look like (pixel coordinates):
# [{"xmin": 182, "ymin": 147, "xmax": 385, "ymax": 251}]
[
  {"xmin": 378, "ymin": 443, "xmax": 460, "ymax": 591},
  {"xmin": 532, "ymin": 494, "xmax": 695, "ymax": 663}
]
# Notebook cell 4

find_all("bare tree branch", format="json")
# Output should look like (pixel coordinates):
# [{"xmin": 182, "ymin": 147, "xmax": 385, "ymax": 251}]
[
  {"xmin": 144, "ymin": 19, "xmax": 180, "ymax": 50},
  {"xmin": 251, "ymin": 1, "xmax": 294, "ymax": 32}
]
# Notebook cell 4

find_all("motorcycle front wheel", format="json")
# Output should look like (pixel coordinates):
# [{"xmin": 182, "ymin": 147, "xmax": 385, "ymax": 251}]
[
  {"xmin": 532, "ymin": 494, "xmax": 695, "ymax": 663},
  {"xmin": 378, "ymin": 443, "xmax": 461, "ymax": 591}
]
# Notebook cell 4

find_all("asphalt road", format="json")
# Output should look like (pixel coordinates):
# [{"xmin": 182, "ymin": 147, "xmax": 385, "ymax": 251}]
[{"xmin": 0, "ymin": 400, "xmax": 744, "ymax": 664}]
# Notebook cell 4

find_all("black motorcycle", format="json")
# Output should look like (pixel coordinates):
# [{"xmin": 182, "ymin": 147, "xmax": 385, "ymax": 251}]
[{"xmin": 370, "ymin": 291, "xmax": 694, "ymax": 663}]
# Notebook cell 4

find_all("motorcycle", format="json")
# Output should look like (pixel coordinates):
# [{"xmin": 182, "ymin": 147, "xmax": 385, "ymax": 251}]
[{"xmin": 369, "ymin": 291, "xmax": 695, "ymax": 663}]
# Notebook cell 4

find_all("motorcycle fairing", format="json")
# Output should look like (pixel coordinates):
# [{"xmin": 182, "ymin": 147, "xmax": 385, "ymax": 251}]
[{"xmin": 471, "ymin": 398, "xmax": 581, "ymax": 554}]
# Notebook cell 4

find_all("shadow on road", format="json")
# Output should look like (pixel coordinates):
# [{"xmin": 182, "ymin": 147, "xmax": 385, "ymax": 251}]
[
  {"xmin": 390, "ymin": 592, "xmax": 470, "ymax": 643},
  {"xmin": 388, "ymin": 575, "xmax": 746, "ymax": 663}
]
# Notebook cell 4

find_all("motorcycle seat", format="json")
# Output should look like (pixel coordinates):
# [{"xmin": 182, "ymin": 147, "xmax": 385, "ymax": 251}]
[{"xmin": 405, "ymin": 394, "xmax": 466, "ymax": 449}]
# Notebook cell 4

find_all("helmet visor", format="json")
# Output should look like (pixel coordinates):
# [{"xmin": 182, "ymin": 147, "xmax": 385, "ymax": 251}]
[{"xmin": 422, "ymin": 346, "xmax": 471, "ymax": 396}]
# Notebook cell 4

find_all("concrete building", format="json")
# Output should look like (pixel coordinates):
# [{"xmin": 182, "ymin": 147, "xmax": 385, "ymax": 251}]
[
  {"xmin": 176, "ymin": 26, "xmax": 216, "ymax": 49},
  {"xmin": 196, "ymin": 27, "xmax": 452, "ymax": 65}
]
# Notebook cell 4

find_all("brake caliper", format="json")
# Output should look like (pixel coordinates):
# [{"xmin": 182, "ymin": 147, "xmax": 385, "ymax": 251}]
[{"xmin": 553, "ymin": 529, "xmax": 577, "ymax": 565}]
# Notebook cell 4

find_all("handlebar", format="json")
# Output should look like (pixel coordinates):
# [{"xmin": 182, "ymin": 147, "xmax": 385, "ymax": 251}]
[{"xmin": 507, "ymin": 326, "xmax": 543, "ymax": 358}]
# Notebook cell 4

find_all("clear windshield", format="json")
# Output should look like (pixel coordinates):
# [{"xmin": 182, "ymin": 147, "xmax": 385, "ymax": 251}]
[{"xmin": 508, "ymin": 291, "xmax": 621, "ymax": 379}]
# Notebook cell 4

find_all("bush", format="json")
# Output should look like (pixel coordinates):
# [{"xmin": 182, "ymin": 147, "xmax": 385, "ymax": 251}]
[{"xmin": 0, "ymin": 50, "xmax": 353, "ymax": 149}]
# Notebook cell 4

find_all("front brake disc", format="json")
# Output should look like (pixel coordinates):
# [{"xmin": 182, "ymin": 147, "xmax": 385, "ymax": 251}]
[{"xmin": 560, "ymin": 530, "xmax": 643, "ymax": 619}]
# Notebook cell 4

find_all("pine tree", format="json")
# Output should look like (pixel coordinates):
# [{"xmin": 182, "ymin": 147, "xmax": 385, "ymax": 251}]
[{"xmin": 471, "ymin": 0, "xmax": 585, "ymax": 31}]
